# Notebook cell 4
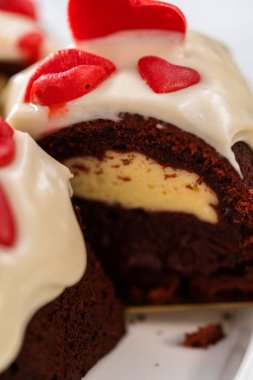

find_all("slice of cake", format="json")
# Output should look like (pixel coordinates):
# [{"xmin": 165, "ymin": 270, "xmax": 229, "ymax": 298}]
[
  {"xmin": 4, "ymin": 0, "xmax": 253, "ymax": 305},
  {"xmin": 0, "ymin": 118, "xmax": 124, "ymax": 379},
  {"xmin": 0, "ymin": 0, "xmax": 57, "ymax": 97}
]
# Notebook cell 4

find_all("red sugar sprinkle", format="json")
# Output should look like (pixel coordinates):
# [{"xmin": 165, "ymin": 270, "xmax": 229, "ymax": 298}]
[
  {"xmin": 68, "ymin": 0, "xmax": 186, "ymax": 40},
  {"xmin": 138, "ymin": 56, "xmax": 201, "ymax": 94},
  {"xmin": 0, "ymin": 0, "xmax": 37, "ymax": 20},
  {"xmin": 0, "ymin": 184, "xmax": 16, "ymax": 247}
]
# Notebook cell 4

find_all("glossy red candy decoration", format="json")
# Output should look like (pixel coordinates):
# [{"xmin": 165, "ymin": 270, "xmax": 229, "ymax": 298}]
[
  {"xmin": 24, "ymin": 49, "xmax": 116, "ymax": 105},
  {"xmin": 68, "ymin": 0, "xmax": 186, "ymax": 40},
  {"xmin": 0, "ymin": 0, "xmax": 36, "ymax": 20},
  {"xmin": 0, "ymin": 184, "xmax": 16, "ymax": 247},
  {"xmin": 31, "ymin": 65, "xmax": 108, "ymax": 106},
  {"xmin": 17, "ymin": 31, "xmax": 44, "ymax": 64},
  {"xmin": 138, "ymin": 56, "xmax": 201, "ymax": 93},
  {"xmin": 0, "ymin": 118, "xmax": 15, "ymax": 167}
]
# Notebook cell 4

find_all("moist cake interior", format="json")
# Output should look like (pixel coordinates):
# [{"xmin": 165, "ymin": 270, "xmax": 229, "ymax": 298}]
[{"xmin": 39, "ymin": 113, "xmax": 253, "ymax": 305}]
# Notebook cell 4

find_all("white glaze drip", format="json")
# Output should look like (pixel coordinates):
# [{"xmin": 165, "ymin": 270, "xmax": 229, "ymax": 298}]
[{"xmin": 0, "ymin": 131, "xmax": 86, "ymax": 372}]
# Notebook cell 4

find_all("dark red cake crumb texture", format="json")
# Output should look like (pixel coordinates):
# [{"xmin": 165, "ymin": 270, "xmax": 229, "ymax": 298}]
[
  {"xmin": 39, "ymin": 113, "xmax": 253, "ymax": 306},
  {"xmin": 183, "ymin": 324, "xmax": 225, "ymax": 349},
  {"xmin": 0, "ymin": 245, "xmax": 125, "ymax": 380}
]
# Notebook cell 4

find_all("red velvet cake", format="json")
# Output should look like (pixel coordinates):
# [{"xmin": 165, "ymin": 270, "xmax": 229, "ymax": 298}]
[
  {"xmin": 0, "ymin": 118, "xmax": 124, "ymax": 379},
  {"xmin": 183, "ymin": 324, "xmax": 225, "ymax": 349},
  {"xmin": 4, "ymin": 0, "xmax": 253, "ymax": 306}
]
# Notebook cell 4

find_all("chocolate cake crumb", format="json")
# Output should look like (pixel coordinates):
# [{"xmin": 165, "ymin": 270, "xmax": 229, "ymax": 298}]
[
  {"xmin": 164, "ymin": 173, "xmax": 177, "ymax": 180},
  {"xmin": 137, "ymin": 313, "xmax": 146, "ymax": 322},
  {"xmin": 196, "ymin": 177, "xmax": 204, "ymax": 185},
  {"xmin": 222, "ymin": 312, "xmax": 233, "ymax": 321},
  {"xmin": 117, "ymin": 176, "xmax": 131, "ymax": 182},
  {"xmin": 71, "ymin": 164, "xmax": 90, "ymax": 173},
  {"xmin": 121, "ymin": 159, "xmax": 131, "ymax": 165},
  {"xmin": 186, "ymin": 184, "xmax": 199, "ymax": 192},
  {"xmin": 182, "ymin": 324, "xmax": 225, "ymax": 349}
]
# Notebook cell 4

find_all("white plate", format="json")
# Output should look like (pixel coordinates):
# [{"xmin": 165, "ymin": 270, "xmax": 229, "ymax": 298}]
[
  {"xmin": 36, "ymin": 1, "xmax": 253, "ymax": 379},
  {"xmin": 86, "ymin": 308, "xmax": 253, "ymax": 380}
]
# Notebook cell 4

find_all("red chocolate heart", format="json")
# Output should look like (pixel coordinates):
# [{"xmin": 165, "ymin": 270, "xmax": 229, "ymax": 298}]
[
  {"xmin": 24, "ymin": 49, "xmax": 116, "ymax": 104},
  {"xmin": 0, "ymin": 0, "xmax": 36, "ymax": 20},
  {"xmin": 138, "ymin": 56, "xmax": 201, "ymax": 93},
  {"xmin": 0, "ymin": 184, "xmax": 16, "ymax": 247},
  {"xmin": 0, "ymin": 118, "xmax": 15, "ymax": 167},
  {"xmin": 68, "ymin": 0, "xmax": 186, "ymax": 40},
  {"xmin": 17, "ymin": 31, "xmax": 44, "ymax": 64}
]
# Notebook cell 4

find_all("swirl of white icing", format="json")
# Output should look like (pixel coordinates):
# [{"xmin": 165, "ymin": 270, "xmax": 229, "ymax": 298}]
[
  {"xmin": 4, "ymin": 30, "xmax": 253, "ymax": 173},
  {"xmin": 0, "ymin": 11, "xmax": 57, "ymax": 61},
  {"xmin": 0, "ymin": 131, "xmax": 86, "ymax": 372}
]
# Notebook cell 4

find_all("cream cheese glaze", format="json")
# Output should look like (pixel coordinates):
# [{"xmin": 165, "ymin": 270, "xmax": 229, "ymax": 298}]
[
  {"xmin": 66, "ymin": 151, "xmax": 218, "ymax": 223},
  {"xmin": 0, "ymin": 11, "xmax": 57, "ymax": 61},
  {"xmin": 4, "ymin": 30, "xmax": 253, "ymax": 174},
  {"xmin": 0, "ymin": 131, "xmax": 86, "ymax": 372}
]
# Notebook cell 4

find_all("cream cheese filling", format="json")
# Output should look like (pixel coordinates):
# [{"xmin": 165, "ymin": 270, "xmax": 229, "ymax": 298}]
[{"xmin": 65, "ymin": 151, "xmax": 219, "ymax": 224}]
